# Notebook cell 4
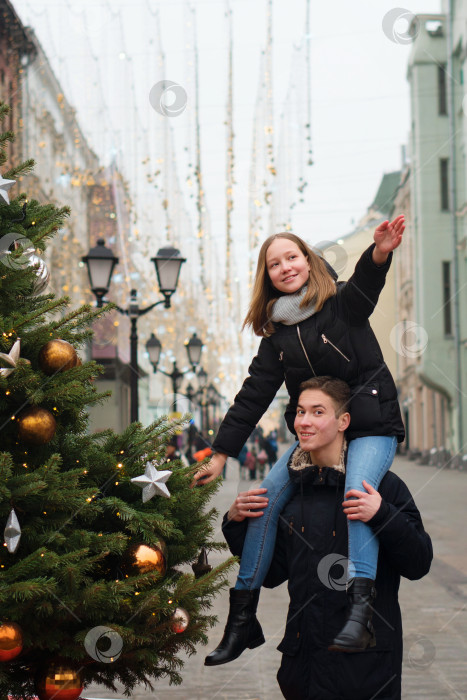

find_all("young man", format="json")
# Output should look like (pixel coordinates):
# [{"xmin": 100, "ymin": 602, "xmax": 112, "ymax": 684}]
[{"xmin": 220, "ymin": 377, "xmax": 432, "ymax": 700}]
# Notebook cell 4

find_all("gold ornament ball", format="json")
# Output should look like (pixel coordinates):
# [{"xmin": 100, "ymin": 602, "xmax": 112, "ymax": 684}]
[
  {"xmin": 35, "ymin": 660, "xmax": 83, "ymax": 700},
  {"xmin": 17, "ymin": 407, "xmax": 57, "ymax": 445},
  {"xmin": 0, "ymin": 621, "xmax": 23, "ymax": 661},
  {"xmin": 171, "ymin": 607, "xmax": 190, "ymax": 634},
  {"xmin": 38, "ymin": 339, "xmax": 79, "ymax": 375},
  {"xmin": 121, "ymin": 540, "xmax": 167, "ymax": 577}
]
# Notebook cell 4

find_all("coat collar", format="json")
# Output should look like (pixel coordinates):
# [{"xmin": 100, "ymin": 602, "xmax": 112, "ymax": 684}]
[{"xmin": 287, "ymin": 439, "xmax": 347, "ymax": 486}]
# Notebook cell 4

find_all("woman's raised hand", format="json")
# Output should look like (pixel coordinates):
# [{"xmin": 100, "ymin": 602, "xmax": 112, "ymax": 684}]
[
  {"xmin": 373, "ymin": 214, "xmax": 405, "ymax": 263},
  {"xmin": 228, "ymin": 488, "xmax": 269, "ymax": 522},
  {"xmin": 192, "ymin": 452, "xmax": 227, "ymax": 486}
]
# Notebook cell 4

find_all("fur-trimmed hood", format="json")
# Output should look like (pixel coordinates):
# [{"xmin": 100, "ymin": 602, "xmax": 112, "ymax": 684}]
[{"xmin": 287, "ymin": 439, "xmax": 347, "ymax": 487}]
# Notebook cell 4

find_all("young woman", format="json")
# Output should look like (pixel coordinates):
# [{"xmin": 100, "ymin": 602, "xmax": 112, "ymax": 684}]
[{"xmin": 195, "ymin": 216, "xmax": 406, "ymax": 665}]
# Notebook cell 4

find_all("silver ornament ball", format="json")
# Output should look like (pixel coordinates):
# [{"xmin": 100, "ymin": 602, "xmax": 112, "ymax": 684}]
[
  {"xmin": 171, "ymin": 607, "xmax": 190, "ymax": 633},
  {"xmin": 28, "ymin": 254, "xmax": 50, "ymax": 295}
]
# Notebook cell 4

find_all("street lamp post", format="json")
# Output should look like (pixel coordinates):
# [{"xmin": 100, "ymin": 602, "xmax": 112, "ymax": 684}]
[
  {"xmin": 145, "ymin": 333, "xmax": 203, "ymax": 412},
  {"xmin": 206, "ymin": 383, "xmax": 220, "ymax": 436},
  {"xmin": 196, "ymin": 367, "xmax": 208, "ymax": 434},
  {"xmin": 82, "ymin": 239, "xmax": 186, "ymax": 423}
]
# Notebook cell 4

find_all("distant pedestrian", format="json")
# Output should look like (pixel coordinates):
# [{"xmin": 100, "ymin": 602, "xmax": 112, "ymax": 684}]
[
  {"xmin": 164, "ymin": 436, "xmax": 188, "ymax": 466},
  {"xmin": 263, "ymin": 433, "xmax": 278, "ymax": 471},
  {"xmin": 256, "ymin": 447, "xmax": 268, "ymax": 479},
  {"xmin": 244, "ymin": 448, "xmax": 257, "ymax": 481},
  {"xmin": 237, "ymin": 443, "xmax": 249, "ymax": 479}
]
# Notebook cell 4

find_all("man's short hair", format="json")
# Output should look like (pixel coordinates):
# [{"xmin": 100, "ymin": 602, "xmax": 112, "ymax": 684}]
[{"xmin": 298, "ymin": 376, "xmax": 350, "ymax": 417}]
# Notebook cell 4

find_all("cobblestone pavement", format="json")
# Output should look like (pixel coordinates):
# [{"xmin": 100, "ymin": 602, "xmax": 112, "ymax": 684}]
[{"xmin": 87, "ymin": 451, "xmax": 467, "ymax": 699}]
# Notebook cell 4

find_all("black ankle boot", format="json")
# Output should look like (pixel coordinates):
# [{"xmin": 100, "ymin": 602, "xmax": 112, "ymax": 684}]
[
  {"xmin": 204, "ymin": 588, "xmax": 265, "ymax": 666},
  {"xmin": 328, "ymin": 578, "xmax": 377, "ymax": 653}
]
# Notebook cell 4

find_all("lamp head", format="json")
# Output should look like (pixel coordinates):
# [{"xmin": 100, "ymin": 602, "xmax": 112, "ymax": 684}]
[{"xmin": 82, "ymin": 239, "xmax": 119, "ymax": 307}]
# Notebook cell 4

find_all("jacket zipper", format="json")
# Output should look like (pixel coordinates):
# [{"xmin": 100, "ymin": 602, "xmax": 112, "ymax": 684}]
[
  {"xmin": 296, "ymin": 326, "xmax": 316, "ymax": 376},
  {"xmin": 321, "ymin": 333, "xmax": 350, "ymax": 362}
]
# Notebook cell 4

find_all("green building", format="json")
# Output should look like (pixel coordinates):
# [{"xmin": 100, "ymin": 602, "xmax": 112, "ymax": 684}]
[{"xmin": 393, "ymin": 12, "xmax": 466, "ymax": 461}]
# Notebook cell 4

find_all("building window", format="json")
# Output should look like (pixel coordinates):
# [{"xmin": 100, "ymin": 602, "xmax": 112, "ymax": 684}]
[
  {"xmin": 438, "ymin": 64, "xmax": 447, "ymax": 115},
  {"xmin": 442, "ymin": 261, "xmax": 452, "ymax": 336},
  {"xmin": 440, "ymin": 158, "xmax": 449, "ymax": 210}
]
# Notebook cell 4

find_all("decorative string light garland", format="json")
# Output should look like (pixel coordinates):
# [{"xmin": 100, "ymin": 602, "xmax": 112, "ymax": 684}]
[{"xmin": 224, "ymin": 0, "xmax": 234, "ymax": 312}]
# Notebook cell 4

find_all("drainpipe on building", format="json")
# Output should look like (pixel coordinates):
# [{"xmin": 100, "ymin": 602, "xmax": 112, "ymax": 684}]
[{"xmin": 447, "ymin": 0, "xmax": 464, "ymax": 454}]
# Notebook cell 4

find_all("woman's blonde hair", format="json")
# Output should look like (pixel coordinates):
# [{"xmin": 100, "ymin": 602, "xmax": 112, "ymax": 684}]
[{"xmin": 243, "ymin": 233, "xmax": 337, "ymax": 337}]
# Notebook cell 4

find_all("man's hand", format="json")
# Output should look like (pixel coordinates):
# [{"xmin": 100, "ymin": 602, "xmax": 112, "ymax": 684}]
[
  {"xmin": 342, "ymin": 480, "xmax": 382, "ymax": 522},
  {"xmin": 228, "ymin": 488, "xmax": 269, "ymax": 522},
  {"xmin": 372, "ymin": 214, "xmax": 405, "ymax": 264},
  {"xmin": 192, "ymin": 452, "xmax": 227, "ymax": 486}
]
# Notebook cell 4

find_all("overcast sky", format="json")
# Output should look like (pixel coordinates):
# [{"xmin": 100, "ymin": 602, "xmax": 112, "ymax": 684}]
[{"xmin": 13, "ymin": 0, "xmax": 442, "ymax": 255}]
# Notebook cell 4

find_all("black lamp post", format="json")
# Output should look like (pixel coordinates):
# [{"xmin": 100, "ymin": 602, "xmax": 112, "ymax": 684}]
[
  {"xmin": 185, "ymin": 370, "xmax": 225, "ymax": 436},
  {"xmin": 82, "ymin": 240, "xmax": 186, "ymax": 423},
  {"xmin": 197, "ymin": 366, "xmax": 208, "ymax": 389},
  {"xmin": 145, "ymin": 333, "xmax": 203, "ymax": 412},
  {"xmin": 205, "ymin": 383, "xmax": 219, "ymax": 436},
  {"xmin": 185, "ymin": 382, "xmax": 195, "ymax": 403},
  {"xmin": 192, "ymin": 367, "xmax": 207, "ymax": 434}
]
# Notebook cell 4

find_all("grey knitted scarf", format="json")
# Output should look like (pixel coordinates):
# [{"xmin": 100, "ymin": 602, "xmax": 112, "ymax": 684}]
[{"xmin": 270, "ymin": 286, "xmax": 316, "ymax": 325}]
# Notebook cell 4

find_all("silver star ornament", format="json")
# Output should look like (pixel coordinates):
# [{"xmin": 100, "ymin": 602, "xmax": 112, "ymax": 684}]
[
  {"xmin": 131, "ymin": 462, "xmax": 172, "ymax": 503},
  {"xmin": 4, "ymin": 508, "xmax": 21, "ymax": 553},
  {"xmin": 0, "ymin": 338, "xmax": 21, "ymax": 377},
  {"xmin": 0, "ymin": 174, "xmax": 16, "ymax": 204}
]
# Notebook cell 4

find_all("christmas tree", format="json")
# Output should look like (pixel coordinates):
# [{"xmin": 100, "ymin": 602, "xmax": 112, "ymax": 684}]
[{"xmin": 0, "ymin": 102, "xmax": 233, "ymax": 699}]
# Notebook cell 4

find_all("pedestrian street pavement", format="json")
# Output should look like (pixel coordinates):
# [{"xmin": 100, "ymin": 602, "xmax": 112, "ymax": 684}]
[{"xmin": 87, "ymin": 450, "xmax": 467, "ymax": 699}]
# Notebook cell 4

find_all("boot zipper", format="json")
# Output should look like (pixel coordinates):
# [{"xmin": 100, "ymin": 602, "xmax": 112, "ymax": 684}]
[
  {"xmin": 321, "ymin": 333, "xmax": 350, "ymax": 362},
  {"xmin": 297, "ymin": 326, "xmax": 316, "ymax": 376}
]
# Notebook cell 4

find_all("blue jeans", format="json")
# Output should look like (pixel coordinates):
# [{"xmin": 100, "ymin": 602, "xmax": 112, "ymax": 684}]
[
  {"xmin": 235, "ymin": 435, "xmax": 397, "ymax": 590},
  {"xmin": 346, "ymin": 436, "xmax": 397, "ymax": 579},
  {"xmin": 235, "ymin": 442, "xmax": 298, "ymax": 590}
]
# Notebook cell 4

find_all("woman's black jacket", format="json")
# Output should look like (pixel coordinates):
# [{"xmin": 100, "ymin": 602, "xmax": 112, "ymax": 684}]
[
  {"xmin": 213, "ymin": 245, "xmax": 404, "ymax": 458},
  {"xmin": 222, "ymin": 465, "xmax": 432, "ymax": 700}
]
